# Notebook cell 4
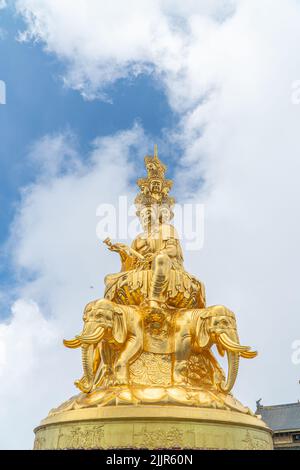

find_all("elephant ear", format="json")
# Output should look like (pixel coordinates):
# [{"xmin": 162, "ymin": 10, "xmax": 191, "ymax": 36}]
[
  {"xmin": 112, "ymin": 308, "xmax": 127, "ymax": 344},
  {"xmin": 195, "ymin": 314, "xmax": 209, "ymax": 348}
]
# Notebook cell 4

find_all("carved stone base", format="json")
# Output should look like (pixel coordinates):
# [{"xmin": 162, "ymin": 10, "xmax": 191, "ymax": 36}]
[{"xmin": 34, "ymin": 406, "xmax": 273, "ymax": 450}]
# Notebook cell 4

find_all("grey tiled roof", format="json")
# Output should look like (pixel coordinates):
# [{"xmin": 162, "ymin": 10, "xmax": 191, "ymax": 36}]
[{"xmin": 257, "ymin": 402, "xmax": 300, "ymax": 432}]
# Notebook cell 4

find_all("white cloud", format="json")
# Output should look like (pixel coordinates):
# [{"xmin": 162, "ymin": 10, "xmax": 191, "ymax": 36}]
[
  {"xmin": 0, "ymin": 1, "xmax": 7, "ymax": 11},
  {"xmin": 0, "ymin": 125, "xmax": 148, "ymax": 449},
  {"xmin": 173, "ymin": 0, "xmax": 300, "ymax": 406},
  {"xmin": 0, "ymin": 299, "xmax": 57, "ymax": 384},
  {"xmin": 0, "ymin": 299, "xmax": 58, "ymax": 449},
  {"xmin": 15, "ymin": 0, "xmax": 238, "ymax": 100},
  {"xmin": 2, "ymin": 0, "xmax": 300, "ymax": 448},
  {"xmin": 10, "ymin": 125, "xmax": 145, "ymax": 316},
  {"xmin": 27, "ymin": 131, "xmax": 82, "ymax": 178}
]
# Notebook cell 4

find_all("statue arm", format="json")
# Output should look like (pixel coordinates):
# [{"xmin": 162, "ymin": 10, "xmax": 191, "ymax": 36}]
[
  {"xmin": 161, "ymin": 239, "xmax": 177, "ymax": 257},
  {"xmin": 159, "ymin": 238, "xmax": 183, "ymax": 263},
  {"xmin": 104, "ymin": 237, "xmax": 144, "ymax": 261},
  {"xmin": 159, "ymin": 224, "xmax": 184, "ymax": 261}
]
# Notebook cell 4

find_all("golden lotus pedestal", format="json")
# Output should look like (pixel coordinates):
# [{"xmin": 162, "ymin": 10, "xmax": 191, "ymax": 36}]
[{"xmin": 34, "ymin": 405, "xmax": 273, "ymax": 450}]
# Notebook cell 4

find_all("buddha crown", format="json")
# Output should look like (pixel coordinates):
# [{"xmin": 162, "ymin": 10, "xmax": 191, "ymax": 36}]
[{"xmin": 135, "ymin": 145, "xmax": 175, "ymax": 218}]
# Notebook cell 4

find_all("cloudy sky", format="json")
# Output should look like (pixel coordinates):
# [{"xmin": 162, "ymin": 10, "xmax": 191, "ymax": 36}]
[{"xmin": 1, "ymin": 0, "xmax": 300, "ymax": 449}]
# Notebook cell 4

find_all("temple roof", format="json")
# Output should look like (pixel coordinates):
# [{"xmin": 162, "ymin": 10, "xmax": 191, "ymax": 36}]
[{"xmin": 257, "ymin": 402, "xmax": 300, "ymax": 432}]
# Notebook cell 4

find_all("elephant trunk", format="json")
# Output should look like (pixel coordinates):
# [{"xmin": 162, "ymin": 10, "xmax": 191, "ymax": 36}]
[
  {"xmin": 76, "ymin": 324, "xmax": 105, "ymax": 393},
  {"xmin": 76, "ymin": 344, "xmax": 94, "ymax": 393},
  {"xmin": 218, "ymin": 330, "xmax": 257, "ymax": 393},
  {"xmin": 82, "ymin": 344, "xmax": 93, "ymax": 381},
  {"xmin": 65, "ymin": 321, "xmax": 105, "ymax": 394}
]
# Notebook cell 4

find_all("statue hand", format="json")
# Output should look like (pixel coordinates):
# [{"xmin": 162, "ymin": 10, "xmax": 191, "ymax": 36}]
[
  {"xmin": 144, "ymin": 252, "xmax": 155, "ymax": 262},
  {"xmin": 113, "ymin": 243, "xmax": 129, "ymax": 251},
  {"xmin": 106, "ymin": 242, "xmax": 129, "ymax": 253}
]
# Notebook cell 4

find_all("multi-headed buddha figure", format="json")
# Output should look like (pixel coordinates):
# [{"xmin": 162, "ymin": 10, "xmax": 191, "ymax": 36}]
[
  {"xmin": 63, "ymin": 146, "xmax": 257, "ymax": 407},
  {"xmin": 103, "ymin": 147, "xmax": 206, "ymax": 311}
]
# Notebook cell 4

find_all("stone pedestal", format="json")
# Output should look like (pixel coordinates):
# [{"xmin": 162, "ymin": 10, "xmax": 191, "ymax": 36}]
[{"xmin": 34, "ymin": 406, "xmax": 273, "ymax": 450}]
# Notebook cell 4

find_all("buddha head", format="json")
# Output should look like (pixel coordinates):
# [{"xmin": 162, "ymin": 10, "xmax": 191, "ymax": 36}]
[
  {"xmin": 150, "ymin": 179, "xmax": 162, "ymax": 195},
  {"xmin": 159, "ymin": 205, "xmax": 172, "ymax": 224},
  {"xmin": 139, "ymin": 205, "xmax": 158, "ymax": 232}
]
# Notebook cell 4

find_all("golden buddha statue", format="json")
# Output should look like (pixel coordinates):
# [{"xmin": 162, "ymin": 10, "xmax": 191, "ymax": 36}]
[
  {"xmin": 33, "ymin": 146, "xmax": 273, "ymax": 450},
  {"xmin": 103, "ymin": 155, "xmax": 206, "ymax": 310}
]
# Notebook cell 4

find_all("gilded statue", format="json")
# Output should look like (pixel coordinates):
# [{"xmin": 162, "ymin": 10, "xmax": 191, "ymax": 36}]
[{"xmin": 57, "ymin": 146, "xmax": 257, "ymax": 414}]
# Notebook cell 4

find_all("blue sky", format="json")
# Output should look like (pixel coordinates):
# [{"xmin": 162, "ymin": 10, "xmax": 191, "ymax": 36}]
[{"xmin": 0, "ymin": 6, "xmax": 178, "ymax": 298}]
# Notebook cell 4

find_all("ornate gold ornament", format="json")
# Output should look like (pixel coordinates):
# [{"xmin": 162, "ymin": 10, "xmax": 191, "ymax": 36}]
[{"xmin": 34, "ymin": 147, "xmax": 273, "ymax": 450}]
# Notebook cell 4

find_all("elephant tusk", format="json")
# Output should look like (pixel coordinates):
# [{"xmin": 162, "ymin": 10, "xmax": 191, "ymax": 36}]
[
  {"xmin": 63, "ymin": 338, "xmax": 81, "ymax": 349},
  {"xmin": 79, "ymin": 326, "xmax": 105, "ymax": 344},
  {"xmin": 219, "ymin": 333, "xmax": 257, "ymax": 358},
  {"xmin": 219, "ymin": 351, "xmax": 239, "ymax": 393},
  {"xmin": 219, "ymin": 333, "xmax": 250, "ymax": 352},
  {"xmin": 240, "ymin": 350, "xmax": 258, "ymax": 359}
]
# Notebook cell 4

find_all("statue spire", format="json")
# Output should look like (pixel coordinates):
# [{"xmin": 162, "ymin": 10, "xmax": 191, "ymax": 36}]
[{"xmin": 134, "ymin": 145, "xmax": 175, "ymax": 216}]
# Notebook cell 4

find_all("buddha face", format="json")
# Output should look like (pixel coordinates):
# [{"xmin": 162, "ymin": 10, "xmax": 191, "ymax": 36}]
[
  {"xmin": 159, "ymin": 206, "xmax": 171, "ymax": 223},
  {"xmin": 139, "ymin": 206, "xmax": 157, "ymax": 231},
  {"xmin": 140, "ymin": 184, "xmax": 149, "ymax": 195},
  {"xmin": 150, "ymin": 179, "xmax": 162, "ymax": 194},
  {"xmin": 146, "ymin": 162, "xmax": 157, "ymax": 172}
]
